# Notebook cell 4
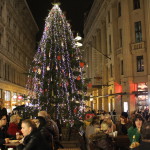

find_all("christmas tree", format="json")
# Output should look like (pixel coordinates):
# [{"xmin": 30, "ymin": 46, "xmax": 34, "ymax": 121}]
[{"xmin": 26, "ymin": 3, "xmax": 89, "ymax": 121}]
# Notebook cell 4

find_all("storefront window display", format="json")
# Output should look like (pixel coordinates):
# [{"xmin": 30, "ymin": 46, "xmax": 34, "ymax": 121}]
[{"xmin": 136, "ymin": 83, "xmax": 148, "ymax": 110}]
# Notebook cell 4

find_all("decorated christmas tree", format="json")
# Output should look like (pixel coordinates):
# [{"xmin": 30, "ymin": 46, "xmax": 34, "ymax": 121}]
[{"xmin": 26, "ymin": 3, "xmax": 89, "ymax": 121}]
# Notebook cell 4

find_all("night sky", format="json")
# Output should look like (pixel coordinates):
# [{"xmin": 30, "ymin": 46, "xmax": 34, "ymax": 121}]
[{"xmin": 26, "ymin": 0, "xmax": 93, "ymax": 42}]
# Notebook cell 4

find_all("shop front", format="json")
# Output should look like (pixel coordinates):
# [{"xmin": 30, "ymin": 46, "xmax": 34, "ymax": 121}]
[{"xmin": 135, "ymin": 83, "xmax": 148, "ymax": 111}]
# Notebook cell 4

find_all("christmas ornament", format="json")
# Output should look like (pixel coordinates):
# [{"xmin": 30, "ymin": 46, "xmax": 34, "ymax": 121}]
[
  {"xmin": 57, "ymin": 55, "xmax": 61, "ymax": 60},
  {"xmin": 79, "ymin": 62, "xmax": 85, "ymax": 68},
  {"xmin": 76, "ymin": 76, "xmax": 81, "ymax": 80}
]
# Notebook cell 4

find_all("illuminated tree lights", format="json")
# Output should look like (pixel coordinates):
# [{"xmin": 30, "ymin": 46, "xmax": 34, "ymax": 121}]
[{"xmin": 26, "ymin": 4, "xmax": 89, "ymax": 120}]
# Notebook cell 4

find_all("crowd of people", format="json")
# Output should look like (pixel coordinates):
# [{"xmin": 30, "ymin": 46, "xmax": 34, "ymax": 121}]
[
  {"xmin": 81, "ymin": 109, "xmax": 150, "ymax": 150},
  {"xmin": 0, "ymin": 98, "xmax": 63, "ymax": 150},
  {"xmin": 0, "ymin": 96, "xmax": 150, "ymax": 150}
]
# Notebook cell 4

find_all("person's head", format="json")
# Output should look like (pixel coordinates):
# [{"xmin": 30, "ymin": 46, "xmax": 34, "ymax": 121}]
[
  {"xmin": 104, "ymin": 114, "xmax": 111, "ymax": 121},
  {"xmin": 141, "ymin": 121, "xmax": 150, "ymax": 140},
  {"xmin": 10, "ymin": 115, "xmax": 21, "ymax": 124},
  {"xmin": 133, "ymin": 114, "xmax": 144, "ymax": 128},
  {"xmin": 38, "ymin": 111, "xmax": 48, "ymax": 118},
  {"xmin": 35, "ymin": 116, "xmax": 47, "ymax": 128},
  {"xmin": 90, "ymin": 116, "xmax": 100, "ymax": 126},
  {"xmin": 100, "ymin": 121, "xmax": 112, "ymax": 134},
  {"xmin": 21, "ymin": 119, "xmax": 37, "ymax": 137},
  {"xmin": 0, "ymin": 113, "xmax": 7, "ymax": 127},
  {"xmin": 120, "ymin": 112, "xmax": 128, "ymax": 124}
]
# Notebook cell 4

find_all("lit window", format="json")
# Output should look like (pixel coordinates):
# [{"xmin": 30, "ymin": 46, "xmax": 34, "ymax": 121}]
[{"xmin": 5, "ymin": 91, "xmax": 11, "ymax": 101}]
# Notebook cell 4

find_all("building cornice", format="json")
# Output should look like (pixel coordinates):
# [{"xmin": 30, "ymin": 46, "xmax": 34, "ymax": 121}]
[{"xmin": 83, "ymin": 0, "xmax": 113, "ymax": 45}]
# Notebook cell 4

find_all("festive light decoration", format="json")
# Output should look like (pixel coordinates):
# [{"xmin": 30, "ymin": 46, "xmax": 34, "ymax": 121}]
[
  {"xmin": 26, "ymin": 3, "xmax": 89, "ymax": 120},
  {"xmin": 79, "ymin": 62, "xmax": 85, "ymax": 68}
]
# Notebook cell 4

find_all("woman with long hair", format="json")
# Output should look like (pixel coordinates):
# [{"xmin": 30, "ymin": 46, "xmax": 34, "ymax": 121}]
[
  {"xmin": 17, "ymin": 119, "xmax": 51, "ymax": 150},
  {"xmin": 128, "ymin": 114, "xmax": 145, "ymax": 143}
]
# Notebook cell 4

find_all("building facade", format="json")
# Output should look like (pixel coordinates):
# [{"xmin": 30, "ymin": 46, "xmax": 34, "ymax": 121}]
[
  {"xmin": 83, "ymin": 0, "xmax": 150, "ymax": 114},
  {"xmin": 0, "ymin": 0, "xmax": 38, "ymax": 112}
]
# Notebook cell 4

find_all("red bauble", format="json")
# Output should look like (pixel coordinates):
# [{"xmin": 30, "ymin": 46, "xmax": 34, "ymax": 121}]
[
  {"xmin": 79, "ymin": 62, "xmax": 85, "ymax": 68},
  {"xmin": 57, "ymin": 55, "xmax": 61, "ymax": 60},
  {"xmin": 76, "ymin": 76, "xmax": 81, "ymax": 80},
  {"xmin": 66, "ymin": 82, "xmax": 69, "ymax": 86},
  {"xmin": 33, "ymin": 67, "xmax": 37, "ymax": 72}
]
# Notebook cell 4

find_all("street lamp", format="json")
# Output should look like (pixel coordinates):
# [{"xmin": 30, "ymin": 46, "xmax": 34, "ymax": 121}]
[
  {"xmin": 75, "ymin": 33, "xmax": 82, "ymax": 41},
  {"xmin": 75, "ymin": 33, "xmax": 83, "ymax": 47}
]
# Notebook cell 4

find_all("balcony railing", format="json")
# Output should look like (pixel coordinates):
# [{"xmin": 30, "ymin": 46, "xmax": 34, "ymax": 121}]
[{"xmin": 131, "ymin": 41, "xmax": 145, "ymax": 51}]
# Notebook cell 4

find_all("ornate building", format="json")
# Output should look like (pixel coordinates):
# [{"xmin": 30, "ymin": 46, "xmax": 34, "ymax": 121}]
[
  {"xmin": 0, "ymin": 0, "xmax": 38, "ymax": 112},
  {"xmin": 83, "ymin": 0, "xmax": 150, "ymax": 114}
]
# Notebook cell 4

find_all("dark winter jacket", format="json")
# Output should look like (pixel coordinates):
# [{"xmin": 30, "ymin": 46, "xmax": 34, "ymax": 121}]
[
  {"xmin": 132, "ymin": 141, "xmax": 150, "ymax": 150},
  {"xmin": 45, "ymin": 117, "xmax": 63, "ymax": 149},
  {"xmin": 45, "ymin": 117, "xmax": 59, "ymax": 142},
  {"xmin": 116, "ymin": 121, "xmax": 132, "ymax": 135},
  {"xmin": 16, "ymin": 129, "xmax": 51, "ymax": 150},
  {"xmin": 89, "ymin": 132, "xmax": 115, "ymax": 150},
  {"xmin": 0, "ymin": 126, "xmax": 9, "ymax": 150},
  {"xmin": 38, "ymin": 126, "xmax": 53, "ymax": 150}
]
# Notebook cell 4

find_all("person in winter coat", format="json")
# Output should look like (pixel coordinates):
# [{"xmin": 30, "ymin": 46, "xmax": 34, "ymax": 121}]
[
  {"xmin": 128, "ymin": 114, "xmax": 145, "ymax": 143},
  {"xmin": 16, "ymin": 119, "xmax": 51, "ymax": 150},
  {"xmin": 132, "ymin": 121, "xmax": 150, "ymax": 150},
  {"xmin": 85, "ymin": 116, "xmax": 101, "ymax": 150},
  {"xmin": 116, "ymin": 112, "xmax": 132, "ymax": 135},
  {"xmin": 38, "ymin": 111, "xmax": 62, "ymax": 150},
  {"xmin": 35, "ymin": 116, "xmax": 54, "ymax": 150},
  {"xmin": 0, "ymin": 113, "xmax": 9, "ymax": 150},
  {"xmin": 7, "ymin": 115, "xmax": 22, "ymax": 137}
]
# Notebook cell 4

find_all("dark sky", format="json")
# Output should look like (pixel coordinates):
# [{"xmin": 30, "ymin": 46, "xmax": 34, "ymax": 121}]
[{"xmin": 26, "ymin": 0, "xmax": 93, "ymax": 42}]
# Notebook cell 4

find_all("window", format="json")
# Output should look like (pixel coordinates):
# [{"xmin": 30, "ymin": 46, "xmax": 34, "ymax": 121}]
[
  {"xmin": 137, "ymin": 56, "xmax": 144, "ymax": 72},
  {"xmin": 4, "ymin": 91, "xmax": 11, "ymax": 101},
  {"xmin": 133, "ymin": 0, "xmax": 140, "ymax": 10},
  {"xmin": 4, "ymin": 63, "xmax": 10, "ymax": 80},
  {"xmin": 110, "ymin": 64, "xmax": 113, "ymax": 77},
  {"xmin": 119, "ymin": 29, "xmax": 122, "ymax": 47},
  {"xmin": 108, "ymin": 11, "xmax": 110, "ymax": 23},
  {"xmin": 109, "ymin": 35, "xmax": 111, "ymax": 53},
  {"xmin": 135, "ymin": 21, "xmax": 142, "ymax": 43},
  {"xmin": 0, "ymin": 5, "xmax": 3, "ymax": 17},
  {"xmin": 118, "ymin": 2, "xmax": 121, "ymax": 17},
  {"xmin": 121, "ymin": 60, "xmax": 124, "ymax": 75}
]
